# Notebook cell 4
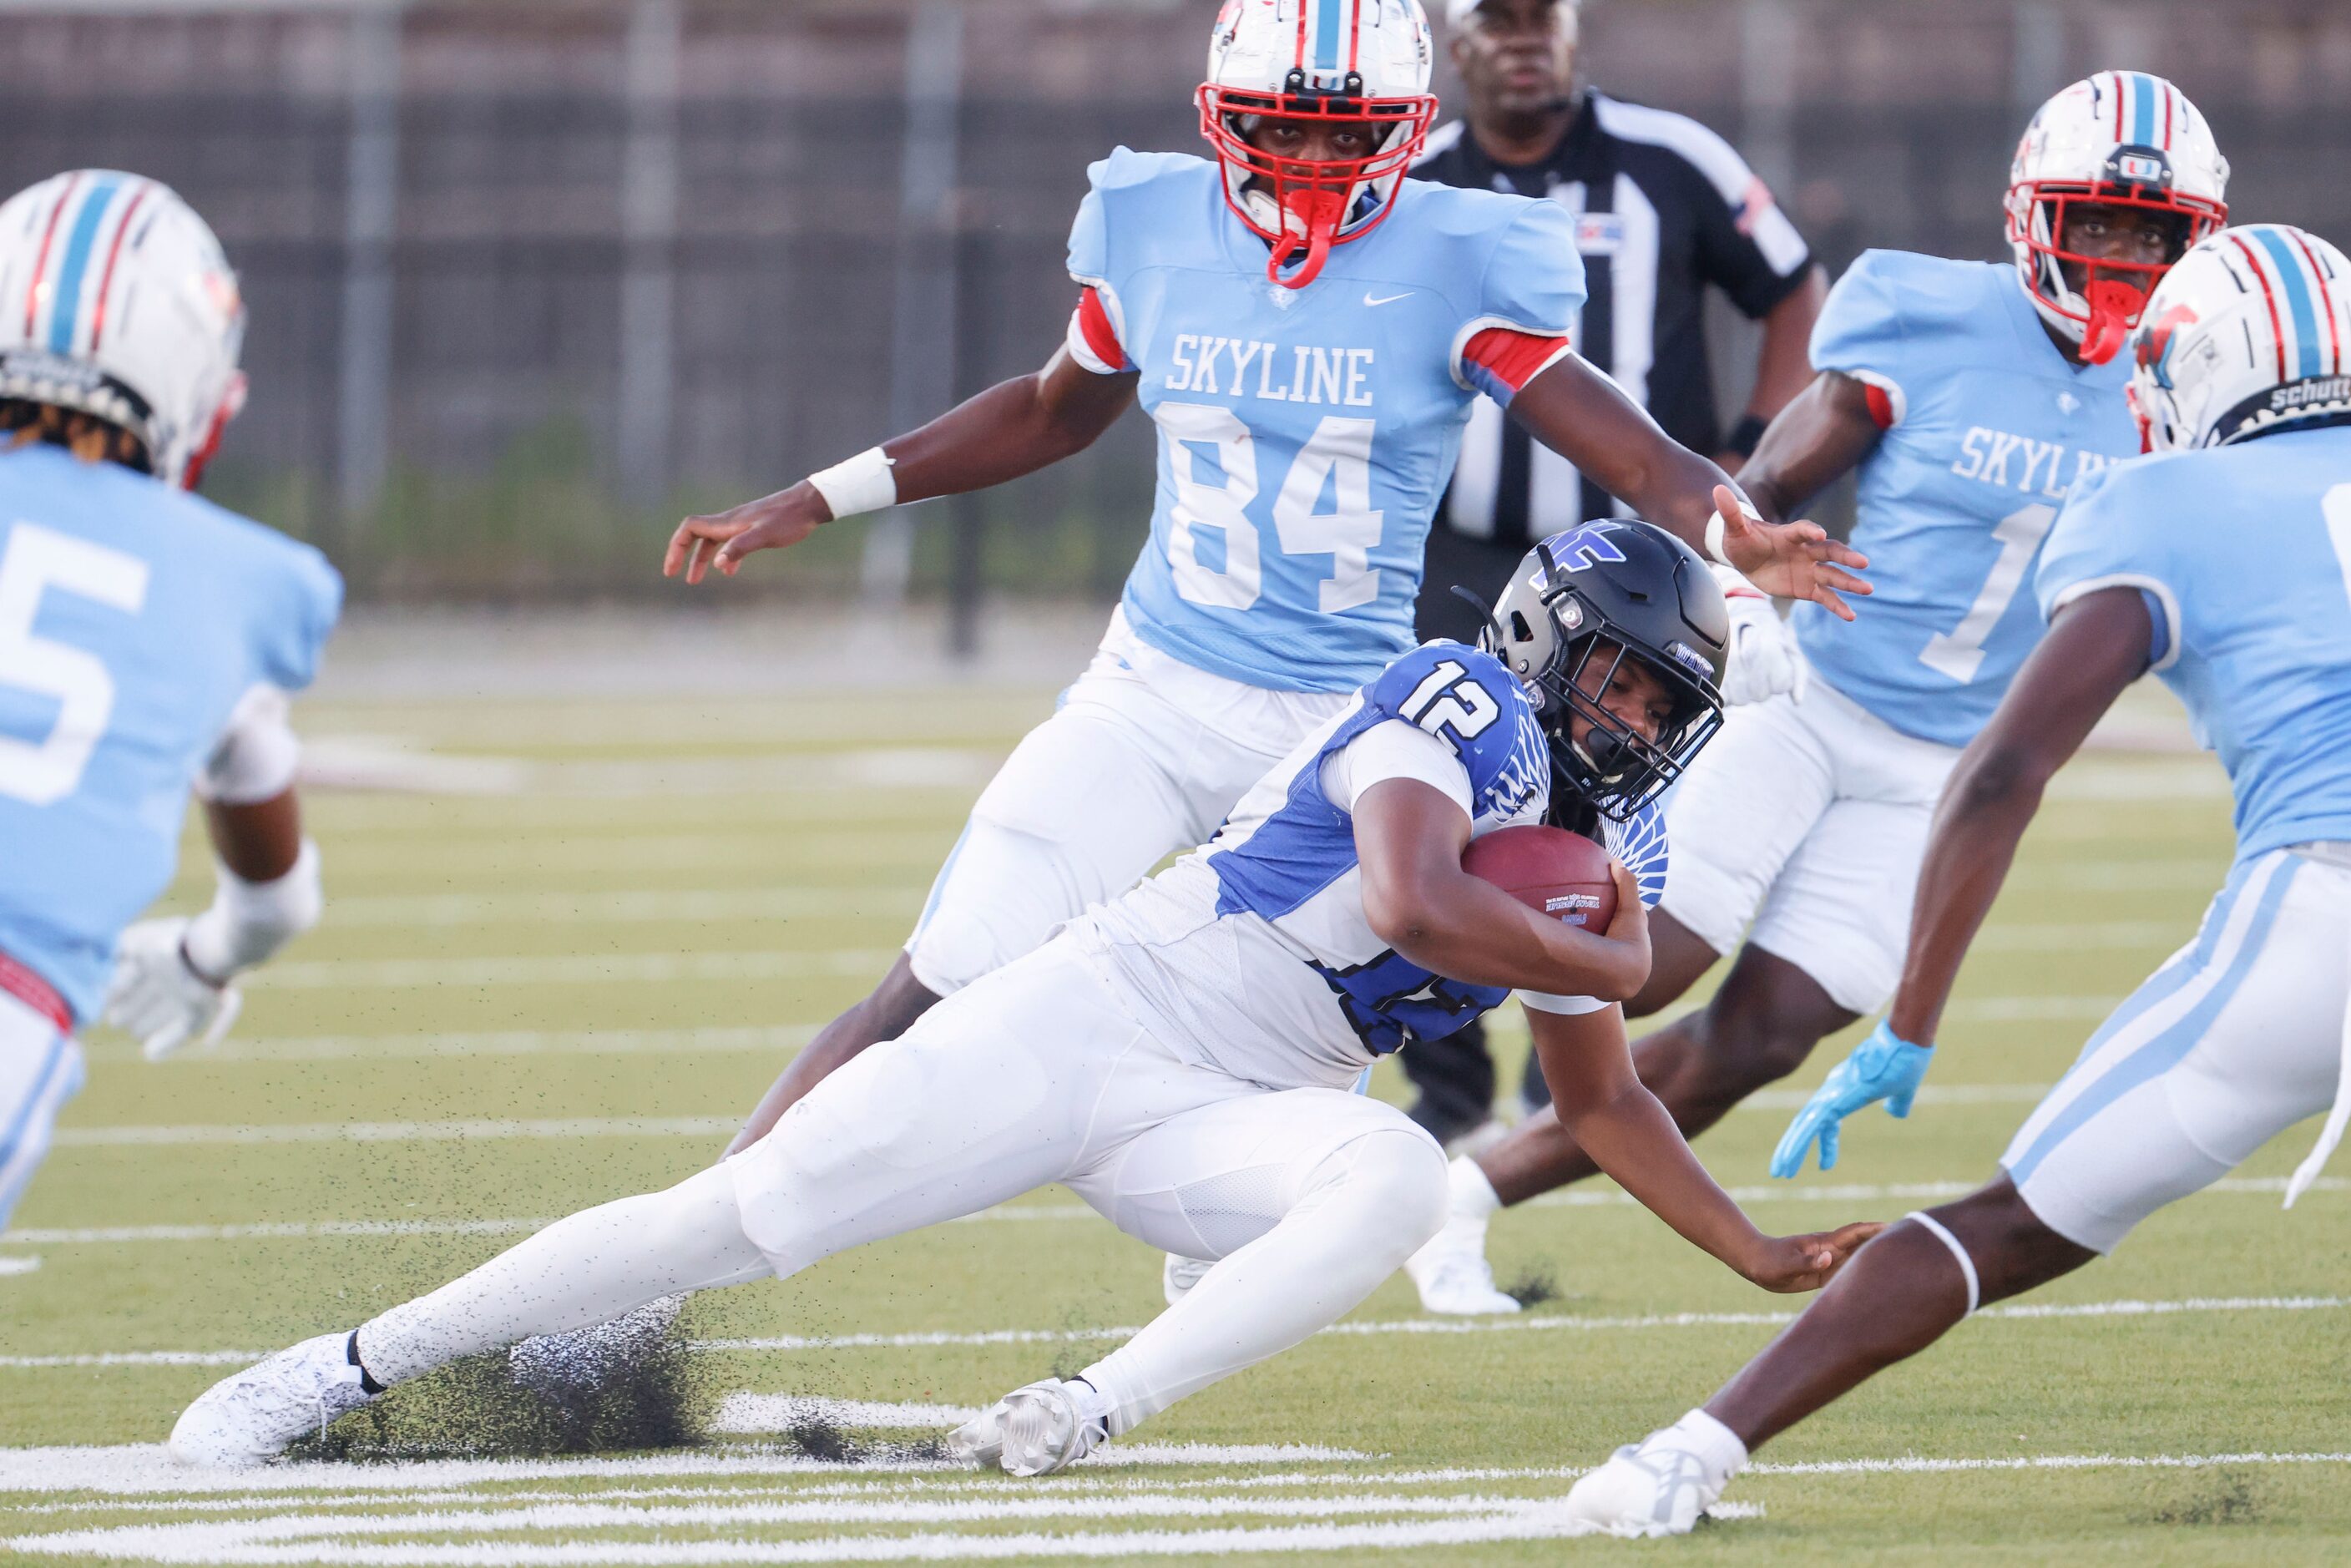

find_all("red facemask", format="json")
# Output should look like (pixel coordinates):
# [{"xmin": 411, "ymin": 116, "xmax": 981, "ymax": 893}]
[
  {"xmin": 1199, "ymin": 83, "xmax": 1436, "ymax": 289},
  {"xmin": 2008, "ymin": 184, "xmax": 2224, "ymax": 364}
]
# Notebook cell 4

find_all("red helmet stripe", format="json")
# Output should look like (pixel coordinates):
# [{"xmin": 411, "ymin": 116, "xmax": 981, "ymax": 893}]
[
  {"xmin": 1295, "ymin": 0, "xmax": 1310, "ymax": 70},
  {"xmin": 1346, "ymin": 0, "xmax": 1362, "ymax": 73},
  {"xmin": 2111, "ymin": 72, "xmax": 2125, "ymax": 139},
  {"xmin": 2159, "ymin": 80, "xmax": 2173, "ymax": 148},
  {"xmin": 20, "ymin": 170, "xmax": 81, "ymax": 339},
  {"xmin": 86, "ymin": 180, "xmax": 153, "ymax": 352},
  {"xmin": 2226, "ymin": 231, "xmax": 2291, "ymax": 382},
  {"xmin": 2286, "ymin": 226, "xmax": 2343, "ymax": 373}
]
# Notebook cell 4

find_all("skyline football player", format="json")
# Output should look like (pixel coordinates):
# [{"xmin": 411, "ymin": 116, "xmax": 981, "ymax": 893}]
[
  {"xmin": 1402, "ymin": 71, "xmax": 2232, "ymax": 1315},
  {"xmin": 1563, "ymin": 221, "xmax": 2351, "ymax": 1535},
  {"xmin": 662, "ymin": 0, "xmax": 1865, "ymax": 1169},
  {"xmin": 0, "ymin": 170, "xmax": 341, "ymax": 1246},
  {"xmin": 171, "ymin": 523, "xmax": 1878, "ymax": 1473}
]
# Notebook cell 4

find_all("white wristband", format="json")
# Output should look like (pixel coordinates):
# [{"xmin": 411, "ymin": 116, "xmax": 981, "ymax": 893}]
[
  {"xmin": 806, "ymin": 446, "xmax": 898, "ymax": 520},
  {"xmin": 1704, "ymin": 493, "xmax": 1763, "ymax": 568},
  {"xmin": 183, "ymin": 839, "xmax": 324, "ymax": 980}
]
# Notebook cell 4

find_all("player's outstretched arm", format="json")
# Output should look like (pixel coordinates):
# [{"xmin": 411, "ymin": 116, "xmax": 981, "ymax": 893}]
[
  {"xmin": 1733, "ymin": 370, "xmax": 1884, "ymax": 525},
  {"xmin": 1353, "ymin": 778, "xmax": 1651, "ymax": 1002},
  {"xmin": 665, "ymin": 348, "xmax": 1139, "ymax": 584},
  {"xmin": 1530, "ymin": 1004, "xmax": 1881, "ymax": 1292},
  {"xmin": 1505, "ymin": 355, "xmax": 1870, "ymax": 619},
  {"xmin": 1772, "ymin": 587, "xmax": 2156, "ymax": 1176}
]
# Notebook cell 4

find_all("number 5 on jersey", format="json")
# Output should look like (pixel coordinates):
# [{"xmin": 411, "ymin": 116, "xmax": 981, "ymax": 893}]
[{"xmin": 1401, "ymin": 659, "xmax": 1500, "ymax": 746}]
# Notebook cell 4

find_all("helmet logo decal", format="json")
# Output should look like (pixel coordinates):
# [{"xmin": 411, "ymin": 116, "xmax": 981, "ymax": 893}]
[
  {"xmin": 2134, "ymin": 301, "xmax": 2198, "ymax": 389},
  {"xmin": 1664, "ymin": 640, "xmax": 1714, "ymax": 680},
  {"xmin": 1542, "ymin": 522, "xmax": 1629, "ymax": 574}
]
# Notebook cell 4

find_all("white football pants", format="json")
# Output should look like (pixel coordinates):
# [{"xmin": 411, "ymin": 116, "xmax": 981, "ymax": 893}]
[
  {"xmin": 1656, "ymin": 660, "xmax": 1960, "ymax": 1014},
  {"xmin": 904, "ymin": 608, "xmax": 1347, "ymax": 996},
  {"xmin": 358, "ymin": 939, "xmax": 1449, "ymax": 1438},
  {"xmin": 2005, "ymin": 845, "xmax": 2351, "ymax": 1253},
  {"xmin": 0, "ymin": 993, "xmax": 84, "ymax": 1233}
]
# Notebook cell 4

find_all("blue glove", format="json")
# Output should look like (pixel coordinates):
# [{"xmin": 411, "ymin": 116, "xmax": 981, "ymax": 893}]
[{"xmin": 1769, "ymin": 1019, "xmax": 1934, "ymax": 1178}]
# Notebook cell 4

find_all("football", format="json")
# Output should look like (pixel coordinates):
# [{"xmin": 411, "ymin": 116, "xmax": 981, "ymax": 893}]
[{"xmin": 1461, "ymin": 824, "xmax": 1618, "ymax": 930}]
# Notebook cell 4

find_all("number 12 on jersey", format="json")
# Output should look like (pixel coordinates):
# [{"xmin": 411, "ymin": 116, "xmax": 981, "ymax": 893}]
[{"xmin": 1158, "ymin": 403, "xmax": 1385, "ymax": 614}]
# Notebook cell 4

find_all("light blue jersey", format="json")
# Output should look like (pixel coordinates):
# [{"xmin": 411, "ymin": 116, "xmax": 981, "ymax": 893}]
[
  {"xmin": 1080, "ymin": 641, "xmax": 1666, "ymax": 1089},
  {"xmin": 0, "ymin": 446, "xmax": 341, "ymax": 1023},
  {"xmin": 1067, "ymin": 149, "xmax": 1585, "ymax": 694},
  {"xmin": 1793, "ymin": 251, "xmax": 2139, "ymax": 747},
  {"xmin": 2037, "ymin": 424, "xmax": 2351, "ymax": 861}
]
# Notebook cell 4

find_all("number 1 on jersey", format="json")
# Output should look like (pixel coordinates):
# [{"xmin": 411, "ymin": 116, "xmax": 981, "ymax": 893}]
[{"xmin": 1919, "ymin": 502, "xmax": 2056, "ymax": 684}]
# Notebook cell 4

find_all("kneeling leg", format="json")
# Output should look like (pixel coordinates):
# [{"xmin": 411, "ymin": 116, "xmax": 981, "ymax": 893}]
[{"xmin": 1070, "ymin": 1089, "xmax": 1449, "ymax": 1436}]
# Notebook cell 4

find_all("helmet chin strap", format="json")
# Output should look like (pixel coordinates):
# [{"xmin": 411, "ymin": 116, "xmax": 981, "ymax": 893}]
[
  {"xmin": 1266, "ymin": 187, "xmax": 1348, "ymax": 289},
  {"xmin": 2080, "ymin": 277, "xmax": 2146, "ymax": 365}
]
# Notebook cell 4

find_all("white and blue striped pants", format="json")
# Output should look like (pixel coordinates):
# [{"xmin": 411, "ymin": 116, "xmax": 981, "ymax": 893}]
[
  {"xmin": 0, "ymin": 992, "xmax": 85, "ymax": 1234},
  {"xmin": 2004, "ymin": 845, "xmax": 2351, "ymax": 1253}
]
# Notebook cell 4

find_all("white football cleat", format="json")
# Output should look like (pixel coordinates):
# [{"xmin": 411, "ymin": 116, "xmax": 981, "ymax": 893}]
[
  {"xmin": 1404, "ymin": 1212, "xmax": 1520, "ymax": 1315},
  {"xmin": 944, "ymin": 1394, "xmax": 1010, "ymax": 1469},
  {"xmin": 169, "ymin": 1332, "xmax": 377, "ymax": 1468},
  {"xmin": 1161, "ymin": 1253, "xmax": 1213, "ymax": 1306},
  {"xmin": 1564, "ymin": 1418, "xmax": 1743, "ymax": 1538},
  {"xmin": 947, "ymin": 1379, "xmax": 1105, "ymax": 1476}
]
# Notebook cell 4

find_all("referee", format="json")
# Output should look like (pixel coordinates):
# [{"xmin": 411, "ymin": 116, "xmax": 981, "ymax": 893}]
[{"xmin": 1406, "ymin": 0, "xmax": 1827, "ymax": 1148}]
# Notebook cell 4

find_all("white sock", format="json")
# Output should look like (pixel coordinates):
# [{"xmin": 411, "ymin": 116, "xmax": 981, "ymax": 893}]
[
  {"xmin": 356, "ymin": 1164, "xmax": 769, "ymax": 1386},
  {"xmin": 1661, "ymin": 1407, "xmax": 1749, "ymax": 1486},
  {"xmin": 1449, "ymin": 1155, "xmax": 1502, "ymax": 1221}
]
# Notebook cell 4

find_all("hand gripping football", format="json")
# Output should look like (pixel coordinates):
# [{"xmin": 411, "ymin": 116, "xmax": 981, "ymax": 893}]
[{"xmin": 1461, "ymin": 825, "xmax": 1617, "ymax": 931}]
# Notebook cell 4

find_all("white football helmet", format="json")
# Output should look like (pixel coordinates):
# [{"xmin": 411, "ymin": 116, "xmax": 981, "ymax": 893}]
[
  {"xmin": 1198, "ymin": 0, "xmax": 1438, "ymax": 290},
  {"xmin": 2005, "ymin": 72, "xmax": 2228, "ymax": 364},
  {"xmin": 0, "ymin": 170, "xmax": 246, "ymax": 488},
  {"xmin": 2128, "ymin": 224, "xmax": 2351, "ymax": 453}
]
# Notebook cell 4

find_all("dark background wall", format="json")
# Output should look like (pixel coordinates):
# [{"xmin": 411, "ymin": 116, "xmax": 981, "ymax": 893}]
[{"xmin": 2, "ymin": 0, "xmax": 2343, "ymax": 604}]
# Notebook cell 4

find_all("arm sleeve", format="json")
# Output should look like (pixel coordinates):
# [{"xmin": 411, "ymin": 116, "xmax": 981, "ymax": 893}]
[
  {"xmin": 1809, "ymin": 251, "xmax": 1910, "ymax": 428},
  {"xmin": 1320, "ymin": 719, "xmax": 1475, "ymax": 817},
  {"xmin": 1677, "ymin": 128, "xmax": 1813, "ymax": 317},
  {"xmin": 1064, "ymin": 286, "xmax": 1132, "ymax": 376},
  {"xmin": 1451, "ymin": 203, "xmax": 1585, "ymax": 392},
  {"xmin": 2035, "ymin": 465, "xmax": 2184, "ymax": 672},
  {"xmin": 195, "ymin": 684, "xmax": 300, "ymax": 805}
]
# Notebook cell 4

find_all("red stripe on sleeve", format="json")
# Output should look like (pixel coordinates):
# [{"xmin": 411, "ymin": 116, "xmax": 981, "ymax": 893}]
[
  {"xmin": 1862, "ymin": 382, "xmax": 1895, "ymax": 430},
  {"xmin": 1462, "ymin": 327, "xmax": 1570, "ymax": 395},
  {"xmin": 1074, "ymin": 286, "xmax": 1125, "ymax": 371}
]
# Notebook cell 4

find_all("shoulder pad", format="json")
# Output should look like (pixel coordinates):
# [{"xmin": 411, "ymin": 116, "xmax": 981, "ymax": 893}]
[{"xmin": 1085, "ymin": 147, "xmax": 1215, "ymax": 197}]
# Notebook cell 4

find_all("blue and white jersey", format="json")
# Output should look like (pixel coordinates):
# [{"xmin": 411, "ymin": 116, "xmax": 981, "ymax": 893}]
[
  {"xmin": 1072, "ymin": 641, "xmax": 1667, "ymax": 1090},
  {"xmin": 1065, "ymin": 149, "xmax": 1585, "ymax": 694},
  {"xmin": 0, "ymin": 446, "xmax": 342, "ymax": 1023},
  {"xmin": 2037, "ymin": 425, "xmax": 2351, "ymax": 862},
  {"xmin": 1792, "ymin": 251, "xmax": 2140, "ymax": 748}
]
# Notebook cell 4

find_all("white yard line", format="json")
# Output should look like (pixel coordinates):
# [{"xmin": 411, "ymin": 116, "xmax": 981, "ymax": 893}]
[
  {"xmin": 322, "ymin": 890, "xmax": 924, "ymax": 928},
  {"xmin": 51, "ymin": 1118, "xmax": 744, "ymax": 1149},
  {"xmin": 0, "ymin": 1444, "xmax": 1368, "ymax": 1496},
  {"xmin": 13, "ymin": 1175, "xmax": 2333, "ymax": 1246},
  {"xmin": 248, "ymin": 950, "xmax": 903, "ymax": 991},
  {"xmin": 199, "ymin": 1027, "xmax": 822, "ymax": 1065},
  {"xmin": 709, "ymin": 1396, "xmax": 983, "ymax": 1433},
  {"xmin": 12, "ymin": 1292, "xmax": 2335, "ymax": 1373}
]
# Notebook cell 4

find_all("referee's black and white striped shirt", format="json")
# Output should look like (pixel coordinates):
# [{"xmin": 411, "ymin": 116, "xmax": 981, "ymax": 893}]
[{"xmin": 1413, "ymin": 90, "xmax": 1813, "ymax": 542}]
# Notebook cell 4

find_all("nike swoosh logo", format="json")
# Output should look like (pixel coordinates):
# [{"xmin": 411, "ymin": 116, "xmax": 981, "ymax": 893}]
[{"xmin": 1363, "ymin": 291, "xmax": 1413, "ymax": 306}]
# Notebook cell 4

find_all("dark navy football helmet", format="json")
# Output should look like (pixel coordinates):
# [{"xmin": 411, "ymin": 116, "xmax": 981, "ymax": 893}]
[{"xmin": 1470, "ymin": 518, "xmax": 1728, "ymax": 821}]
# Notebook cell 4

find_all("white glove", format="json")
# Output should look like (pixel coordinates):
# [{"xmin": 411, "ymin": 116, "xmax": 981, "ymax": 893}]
[
  {"xmin": 1712, "ymin": 564, "xmax": 1807, "ymax": 706},
  {"xmin": 104, "ymin": 918, "xmax": 243, "ymax": 1061}
]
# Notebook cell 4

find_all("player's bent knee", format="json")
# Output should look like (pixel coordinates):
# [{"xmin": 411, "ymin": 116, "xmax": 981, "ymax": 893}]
[{"xmin": 1321, "ymin": 1125, "xmax": 1450, "ymax": 1262}]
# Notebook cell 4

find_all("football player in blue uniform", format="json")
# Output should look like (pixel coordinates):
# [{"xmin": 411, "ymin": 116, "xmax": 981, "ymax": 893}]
[
  {"xmin": 0, "ymin": 171, "xmax": 341, "ymax": 1249},
  {"xmin": 660, "ymin": 0, "xmax": 1865, "ymax": 1161},
  {"xmin": 174, "ymin": 523, "xmax": 1878, "ymax": 1473},
  {"xmin": 1402, "ymin": 73, "xmax": 2232, "ymax": 1315},
  {"xmin": 1562, "ymin": 222, "xmax": 2351, "ymax": 1535}
]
